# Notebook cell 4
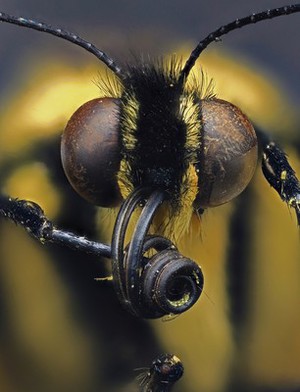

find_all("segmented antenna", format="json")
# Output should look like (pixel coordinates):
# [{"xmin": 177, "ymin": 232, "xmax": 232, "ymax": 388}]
[
  {"xmin": 181, "ymin": 3, "xmax": 300, "ymax": 81},
  {"xmin": 0, "ymin": 11, "xmax": 123, "ymax": 77}
]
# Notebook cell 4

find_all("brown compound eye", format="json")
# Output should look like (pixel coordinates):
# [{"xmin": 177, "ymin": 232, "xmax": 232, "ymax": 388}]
[
  {"xmin": 194, "ymin": 98, "xmax": 258, "ymax": 209},
  {"xmin": 61, "ymin": 97, "xmax": 122, "ymax": 207}
]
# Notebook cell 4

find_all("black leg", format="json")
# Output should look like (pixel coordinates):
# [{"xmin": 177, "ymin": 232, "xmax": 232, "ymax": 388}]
[
  {"xmin": 0, "ymin": 193, "xmax": 111, "ymax": 257},
  {"xmin": 256, "ymin": 128, "xmax": 300, "ymax": 225}
]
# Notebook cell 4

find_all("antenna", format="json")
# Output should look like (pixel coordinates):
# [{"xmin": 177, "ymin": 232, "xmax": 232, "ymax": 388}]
[
  {"xmin": 0, "ymin": 11, "xmax": 123, "ymax": 77},
  {"xmin": 180, "ymin": 4, "xmax": 300, "ymax": 81}
]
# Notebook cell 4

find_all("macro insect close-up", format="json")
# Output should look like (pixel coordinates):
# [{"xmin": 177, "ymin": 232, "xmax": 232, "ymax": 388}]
[{"xmin": 0, "ymin": 1, "xmax": 300, "ymax": 391}]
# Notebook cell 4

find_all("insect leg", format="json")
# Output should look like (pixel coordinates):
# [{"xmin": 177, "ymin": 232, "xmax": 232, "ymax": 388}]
[
  {"xmin": 0, "ymin": 193, "xmax": 111, "ymax": 257},
  {"xmin": 256, "ymin": 128, "xmax": 300, "ymax": 225}
]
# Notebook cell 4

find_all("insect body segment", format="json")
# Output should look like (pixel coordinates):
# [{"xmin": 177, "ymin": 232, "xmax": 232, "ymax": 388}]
[
  {"xmin": 137, "ymin": 354, "xmax": 184, "ymax": 392},
  {"xmin": 119, "ymin": 64, "xmax": 188, "ymax": 202}
]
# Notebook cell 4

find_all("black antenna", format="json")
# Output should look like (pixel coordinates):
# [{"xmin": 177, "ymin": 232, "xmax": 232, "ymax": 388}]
[
  {"xmin": 0, "ymin": 11, "xmax": 123, "ymax": 77},
  {"xmin": 181, "ymin": 3, "xmax": 300, "ymax": 81}
]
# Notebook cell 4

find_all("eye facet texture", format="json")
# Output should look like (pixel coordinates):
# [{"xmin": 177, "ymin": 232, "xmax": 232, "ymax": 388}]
[
  {"xmin": 195, "ymin": 99, "xmax": 258, "ymax": 208},
  {"xmin": 61, "ymin": 97, "xmax": 122, "ymax": 207}
]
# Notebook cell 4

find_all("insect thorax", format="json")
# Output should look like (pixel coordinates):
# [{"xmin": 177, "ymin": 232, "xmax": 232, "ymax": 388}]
[{"xmin": 117, "ymin": 61, "xmax": 204, "ymax": 214}]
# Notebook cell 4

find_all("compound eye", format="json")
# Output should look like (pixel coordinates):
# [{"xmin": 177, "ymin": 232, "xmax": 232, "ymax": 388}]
[
  {"xmin": 194, "ymin": 98, "xmax": 258, "ymax": 209},
  {"xmin": 61, "ymin": 97, "xmax": 122, "ymax": 207}
]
